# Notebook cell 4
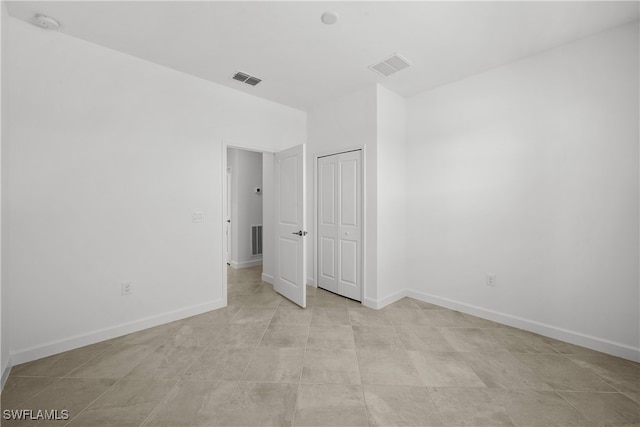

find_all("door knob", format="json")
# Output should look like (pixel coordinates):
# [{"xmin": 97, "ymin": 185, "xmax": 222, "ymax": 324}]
[{"xmin": 292, "ymin": 230, "xmax": 308, "ymax": 236}]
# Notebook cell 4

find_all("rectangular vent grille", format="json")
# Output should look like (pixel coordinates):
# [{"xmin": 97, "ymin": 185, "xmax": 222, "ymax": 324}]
[
  {"xmin": 369, "ymin": 53, "xmax": 412, "ymax": 77},
  {"xmin": 232, "ymin": 71, "xmax": 262, "ymax": 86},
  {"xmin": 251, "ymin": 225, "xmax": 263, "ymax": 256}
]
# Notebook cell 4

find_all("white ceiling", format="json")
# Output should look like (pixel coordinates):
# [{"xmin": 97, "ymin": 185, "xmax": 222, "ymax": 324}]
[{"xmin": 6, "ymin": 1, "xmax": 639, "ymax": 111}]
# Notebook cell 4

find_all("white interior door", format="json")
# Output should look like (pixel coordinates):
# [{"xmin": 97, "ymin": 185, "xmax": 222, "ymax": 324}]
[
  {"xmin": 274, "ymin": 144, "xmax": 306, "ymax": 308},
  {"xmin": 318, "ymin": 150, "xmax": 362, "ymax": 301}
]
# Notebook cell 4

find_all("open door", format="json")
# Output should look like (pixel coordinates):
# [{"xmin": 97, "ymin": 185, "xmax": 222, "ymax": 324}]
[{"xmin": 274, "ymin": 144, "xmax": 306, "ymax": 308}]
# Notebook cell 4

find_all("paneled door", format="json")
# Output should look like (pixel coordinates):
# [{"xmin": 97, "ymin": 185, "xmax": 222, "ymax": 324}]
[
  {"xmin": 274, "ymin": 144, "xmax": 307, "ymax": 308},
  {"xmin": 317, "ymin": 150, "xmax": 362, "ymax": 301}
]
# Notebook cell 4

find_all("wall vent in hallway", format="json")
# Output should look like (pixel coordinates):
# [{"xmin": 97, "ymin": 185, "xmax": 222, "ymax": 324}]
[{"xmin": 251, "ymin": 225, "xmax": 263, "ymax": 255}]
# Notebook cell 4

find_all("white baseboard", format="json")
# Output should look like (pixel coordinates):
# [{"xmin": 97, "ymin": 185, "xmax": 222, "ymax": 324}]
[
  {"xmin": 363, "ymin": 289, "xmax": 407, "ymax": 310},
  {"xmin": 261, "ymin": 273, "xmax": 274, "ymax": 284},
  {"xmin": 230, "ymin": 259, "xmax": 263, "ymax": 269},
  {"xmin": 306, "ymin": 276, "xmax": 315, "ymax": 286},
  {"xmin": 1, "ymin": 358, "xmax": 12, "ymax": 392},
  {"xmin": 406, "ymin": 289, "xmax": 640, "ymax": 362},
  {"xmin": 10, "ymin": 299, "xmax": 225, "ymax": 366}
]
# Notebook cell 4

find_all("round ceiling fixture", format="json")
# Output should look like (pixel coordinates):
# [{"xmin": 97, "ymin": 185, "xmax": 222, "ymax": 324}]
[
  {"xmin": 34, "ymin": 14, "xmax": 60, "ymax": 30},
  {"xmin": 321, "ymin": 11, "xmax": 339, "ymax": 25}
]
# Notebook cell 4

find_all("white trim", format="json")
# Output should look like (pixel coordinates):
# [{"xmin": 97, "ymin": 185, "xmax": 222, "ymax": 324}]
[
  {"xmin": 1, "ymin": 358, "xmax": 12, "ymax": 391},
  {"xmin": 363, "ymin": 289, "xmax": 407, "ymax": 310},
  {"xmin": 10, "ymin": 300, "xmax": 224, "ymax": 365},
  {"xmin": 229, "ymin": 259, "xmax": 263, "ymax": 269},
  {"xmin": 406, "ymin": 289, "xmax": 640, "ymax": 363},
  {"xmin": 222, "ymin": 140, "xmax": 275, "ymax": 309},
  {"xmin": 261, "ymin": 273, "xmax": 274, "ymax": 285},
  {"xmin": 306, "ymin": 276, "xmax": 315, "ymax": 286}
]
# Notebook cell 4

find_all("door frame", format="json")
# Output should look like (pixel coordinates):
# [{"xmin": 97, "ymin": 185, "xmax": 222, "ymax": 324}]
[
  {"xmin": 221, "ymin": 141, "xmax": 274, "ymax": 306},
  {"xmin": 313, "ymin": 145, "xmax": 366, "ymax": 303}
]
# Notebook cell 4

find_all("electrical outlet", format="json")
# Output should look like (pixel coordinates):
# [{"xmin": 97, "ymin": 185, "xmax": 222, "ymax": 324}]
[
  {"xmin": 486, "ymin": 273, "xmax": 496, "ymax": 287},
  {"xmin": 121, "ymin": 282, "xmax": 133, "ymax": 296}
]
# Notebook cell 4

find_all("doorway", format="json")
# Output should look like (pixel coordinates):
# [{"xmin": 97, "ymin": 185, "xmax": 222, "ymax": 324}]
[{"xmin": 316, "ymin": 149, "xmax": 363, "ymax": 301}]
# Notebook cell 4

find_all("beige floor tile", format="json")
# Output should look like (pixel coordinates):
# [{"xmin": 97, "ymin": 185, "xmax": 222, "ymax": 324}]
[
  {"xmin": 229, "ymin": 307, "xmax": 277, "ymax": 324},
  {"xmin": 420, "ymin": 309, "xmax": 472, "ymax": 327},
  {"xmin": 382, "ymin": 297, "xmax": 425, "ymax": 310},
  {"xmin": 567, "ymin": 354, "xmax": 640, "ymax": 384},
  {"xmin": 486, "ymin": 327, "xmax": 558, "ymax": 353},
  {"xmin": 242, "ymin": 347, "xmax": 304, "ymax": 383},
  {"xmin": 12, "ymin": 378, "xmax": 116, "ymax": 426},
  {"xmin": 66, "ymin": 378, "xmax": 176, "ymax": 427},
  {"xmin": 227, "ymin": 294, "xmax": 247, "ymax": 307},
  {"xmin": 439, "ymin": 327, "xmax": 509, "ymax": 353},
  {"xmin": 243, "ymin": 288, "xmax": 283, "ymax": 307},
  {"xmin": 259, "ymin": 324, "xmax": 309, "ymax": 348},
  {"xmin": 514, "ymin": 354, "xmax": 617, "ymax": 392},
  {"xmin": 314, "ymin": 294, "xmax": 349, "ymax": 308},
  {"xmin": 294, "ymin": 384, "xmax": 368, "ymax": 426},
  {"xmin": 211, "ymin": 322, "xmax": 268, "ymax": 347},
  {"xmin": 460, "ymin": 313, "xmax": 504, "ymax": 328},
  {"xmin": 463, "ymin": 352, "xmax": 553, "ymax": 391},
  {"xmin": 396, "ymin": 326, "xmax": 456, "ymax": 352},
  {"xmin": 349, "ymin": 309, "xmax": 393, "ymax": 327},
  {"xmin": 430, "ymin": 388, "xmax": 513, "ymax": 426},
  {"xmin": 10, "ymin": 342, "xmax": 113, "ymax": 378},
  {"xmin": 1, "ymin": 377, "xmax": 59, "ymax": 410},
  {"xmin": 301, "ymin": 349, "xmax": 360, "ymax": 385},
  {"xmin": 142, "ymin": 380, "xmax": 237, "ymax": 427},
  {"xmin": 125, "ymin": 344, "xmax": 206, "ymax": 379},
  {"xmin": 413, "ymin": 299, "xmax": 445, "ymax": 310},
  {"xmin": 364, "ymin": 385, "xmax": 443, "ymax": 426},
  {"xmin": 182, "ymin": 346, "xmax": 253, "ymax": 381},
  {"xmin": 228, "ymin": 281, "xmax": 261, "ymax": 296},
  {"xmin": 408, "ymin": 351, "xmax": 486, "ymax": 388},
  {"xmin": 217, "ymin": 382, "xmax": 297, "ymax": 426},
  {"xmin": 385, "ymin": 309, "xmax": 433, "ymax": 326},
  {"xmin": 307, "ymin": 325, "xmax": 355, "ymax": 349},
  {"xmin": 558, "ymin": 391, "xmax": 640, "ymax": 427},
  {"xmin": 495, "ymin": 389, "xmax": 594, "ymax": 426},
  {"xmin": 310, "ymin": 307, "xmax": 351, "ymax": 326},
  {"xmin": 271, "ymin": 306, "xmax": 313, "ymax": 325},
  {"xmin": 542, "ymin": 338, "xmax": 604, "ymax": 357},
  {"xmin": 357, "ymin": 349, "xmax": 423, "ymax": 386},
  {"xmin": 112, "ymin": 323, "xmax": 176, "ymax": 347},
  {"xmin": 164, "ymin": 322, "xmax": 220, "ymax": 347},
  {"xmin": 353, "ymin": 326, "xmax": 406, "ymax": 350},
  {"xmin": 66, "ymin": 344, "xmax": 157, "ymax": 379}
]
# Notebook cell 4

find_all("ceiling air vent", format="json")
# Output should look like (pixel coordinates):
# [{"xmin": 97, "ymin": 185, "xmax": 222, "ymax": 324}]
[
  {"xmin": 232, "ymin": 71, "xmax": 262, "ymax": 87},
  {"xmin": 369, "ymin": 53, "xmax": 412, "ymax": 77}
]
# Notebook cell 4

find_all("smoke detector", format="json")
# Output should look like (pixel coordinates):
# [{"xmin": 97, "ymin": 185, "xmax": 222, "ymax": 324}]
[
  {"xmin": 34, "ymin": 14, "xmax": 60, "ymax": 30},
  {"xmin": 232, "ymin": 71, "xmax": 262, "ymax": 86},
  {"xmin": 321, "ymin": 11, "xmax": 339, "ymax": 25},
  {"xmin": 369, "ymin": 53, "xmax": 412, "ymax": 77}
]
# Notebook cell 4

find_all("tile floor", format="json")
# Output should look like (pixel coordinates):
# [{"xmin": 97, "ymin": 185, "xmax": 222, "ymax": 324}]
[{"xmin": 2, "ymin": 265, "xmax": 639, "ymax": 426}]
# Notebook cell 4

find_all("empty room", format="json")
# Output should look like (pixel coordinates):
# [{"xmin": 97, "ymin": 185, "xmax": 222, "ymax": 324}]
[{"xmin": 0, "ymin": 1, "xmax": 638, "ymax": 426}]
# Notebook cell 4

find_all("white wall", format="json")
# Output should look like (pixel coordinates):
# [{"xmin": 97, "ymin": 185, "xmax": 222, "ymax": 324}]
[
  {"xmin": 5, "ymin": 17, "xmax": 305, "ymax": 364},
  {"xmin": 227, "ymin": 148, "xmax": 263, "ymax": 269},
  {"xmin": 0, "ymin": 1, "xmax": 9, "ymax": 387},
  {"xmin": 406, "ymin": 22, "xmax": 639, "ymax": 360},
  {"xmin": 306, "ymin": 85, "xmax": 378, "ymax": 304},
  {"xmin": 376, "ymin": 86, "xmax": 407, "ymax": 306}
]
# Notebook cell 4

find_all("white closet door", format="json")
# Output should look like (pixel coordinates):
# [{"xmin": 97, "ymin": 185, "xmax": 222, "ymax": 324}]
[
  {"xmin": 318, "ymin": 155, "xmax": 339, "ymax": 293},
  {"xmin": 317, "ymin": 150, "xmax": 362, "ymax": 301}
]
